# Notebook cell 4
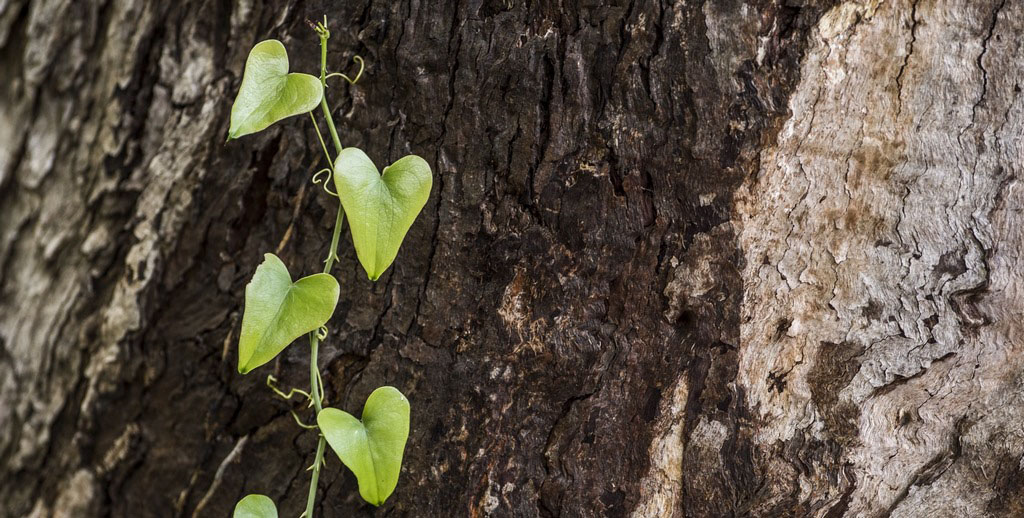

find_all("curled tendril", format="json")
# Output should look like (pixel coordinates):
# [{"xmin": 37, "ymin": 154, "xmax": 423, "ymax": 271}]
[
  {"xmin": 311, "ymin": 167, "xmax": 339, "ymax": 198},
  {"xmin": 316, "ymin": 325, "xmax": 329, "ymax": 340},
  {"xmin": 291, "ymin": 410, "xmax": 318, "ymax": 430},
  {"xmin": 316, "ymin": 367, "xmax": 326, "ymax": 406},
  {"xmin": 326, "ymin": 55, "xmax": 365, "ymax": 86},
  {"xmin": 266, "ymin": 375, "xmax": 312, "ymax": 402}
]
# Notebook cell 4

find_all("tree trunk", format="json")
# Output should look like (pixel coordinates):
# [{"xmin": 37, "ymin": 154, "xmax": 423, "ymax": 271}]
[{"xmin": 2, "ymin": 0, "xmax": 1023, "ymax": 516}]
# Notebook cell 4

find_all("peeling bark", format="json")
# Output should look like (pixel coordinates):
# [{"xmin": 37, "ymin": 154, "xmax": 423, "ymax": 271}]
[{"xmin": 1, "ymin": 1, "xmax": 1022, "ymax": 517}]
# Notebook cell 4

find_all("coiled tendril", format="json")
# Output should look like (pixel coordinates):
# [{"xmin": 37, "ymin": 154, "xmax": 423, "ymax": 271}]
[
  {"xmin": 311, "ymin": 167, "xmax": 338, "ymax": 197},
  {"xmin": 326, "ymin": 55, "xmax": 365, "ymax": 86}
]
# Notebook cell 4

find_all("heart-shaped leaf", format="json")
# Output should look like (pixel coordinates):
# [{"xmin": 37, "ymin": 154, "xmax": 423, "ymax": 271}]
[
  {"xmin": 238, "ymin": 253, "xmax": 339, "ymax": 374},
  {"xmin": 318, "ymin": 386, "xmax": 411, "ymax": 506},
  {"xmin": 228, "ymin": 39, "xmax": 323, "ymax": 139},
  {"xmin": 233, "ymin": 494, "xmax": 277, "ymax": 518},
  {"xmin": 333, "ymin": 148, "xmax": 432, "ymax": 281}
]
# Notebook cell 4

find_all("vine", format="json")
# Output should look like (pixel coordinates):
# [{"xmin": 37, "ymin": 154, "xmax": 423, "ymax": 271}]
[{"xmin": 227, "ymin": 17, "xmax": 431, "ymax": 518}]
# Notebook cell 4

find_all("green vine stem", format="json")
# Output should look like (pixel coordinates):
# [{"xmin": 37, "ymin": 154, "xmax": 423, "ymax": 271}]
[
  {"xmin": 304, "ymin": 205, "xmax": 343, "ymax": 518},
  {"xmin": 316, "ymin": 19, "xmax": 343, "ymax": 157},
  {"xmin": 304, "ymin": 18, "xmax": 346, "ymax": 518}
]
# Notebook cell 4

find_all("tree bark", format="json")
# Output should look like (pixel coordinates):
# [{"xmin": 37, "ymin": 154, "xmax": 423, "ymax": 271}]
[{"xmin": 2, "ymin": 0, "xmax": 1023, "ymax": 517}]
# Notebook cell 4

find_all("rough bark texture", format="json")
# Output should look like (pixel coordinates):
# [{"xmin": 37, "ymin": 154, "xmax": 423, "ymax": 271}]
[{"xmin": 1, "ymin": 0, "xmax": 1022, "ymax": 517}]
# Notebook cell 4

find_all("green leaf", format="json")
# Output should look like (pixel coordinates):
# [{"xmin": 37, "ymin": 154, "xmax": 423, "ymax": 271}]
[
  {"xmin": 333, "ymin": 148, "xmax": 432, "ymax": 281},
  {"xmin": 233, "ymin": 494, "xmax": 277, "ymax": 518},
  {"xmin": 228, "ymin": 40, "xmax": 323, "ymax": 139},
  {"xmin": 318, "ymin": 386, "xmax": 411, "ymax": 506},
  {"xmin": 238, "ymin": 253, "xmax": 339, "ymax": 374}
]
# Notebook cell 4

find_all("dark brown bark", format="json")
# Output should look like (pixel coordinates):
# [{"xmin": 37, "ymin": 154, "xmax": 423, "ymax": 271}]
[{"xmin": 3, "ymin": 1, "xmax": 1023, "ymax": 517}]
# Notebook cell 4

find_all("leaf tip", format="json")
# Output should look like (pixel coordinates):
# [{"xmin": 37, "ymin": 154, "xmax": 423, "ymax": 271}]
[
  {"xmin": 227, "ymin": 125, "xmax": 248, "ymax": 141},
  {"xmin": 365, "ymin": 266, "xmax": 384, "ymax": 281}
]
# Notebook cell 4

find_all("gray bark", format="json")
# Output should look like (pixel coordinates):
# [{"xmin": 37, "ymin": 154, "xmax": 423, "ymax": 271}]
[{"xmin": 1, "ymin": 0, "xmax": 1022, "ymax": 517}]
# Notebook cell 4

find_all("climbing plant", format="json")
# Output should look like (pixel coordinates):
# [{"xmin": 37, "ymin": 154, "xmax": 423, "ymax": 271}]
[{"xmin": 226, "ymin": 18, "xmax": 431, "ymax": 518}]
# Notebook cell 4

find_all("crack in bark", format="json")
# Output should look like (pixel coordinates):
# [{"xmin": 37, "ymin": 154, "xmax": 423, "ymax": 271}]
[
  {"xmin": 894, "ymin": 0, "xmax": 920, "ymax": 117},
  {"xmin": 966, "ymin": 0, "xmax": 1007, "ymax": 133}
]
